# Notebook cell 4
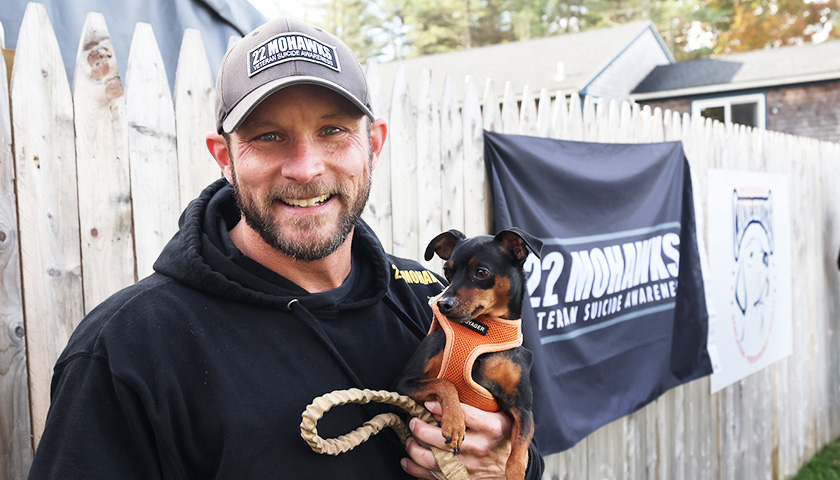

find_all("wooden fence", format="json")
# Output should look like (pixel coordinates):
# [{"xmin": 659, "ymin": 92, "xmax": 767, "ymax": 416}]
[{"xmin": 2, "ymin": 3, "xmax": 840, "ymax": 479}]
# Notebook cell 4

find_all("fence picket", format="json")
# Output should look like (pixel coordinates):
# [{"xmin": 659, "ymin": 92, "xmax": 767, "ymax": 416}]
[
  {"xmin": 551, "ymin": 91, "xmax": 568, "ymax": 139},
  {"xmin": 519, "ymin": 85, "xmax": 537, "ymax": 135},
  {"xmin": 501, "ymin": 82, "xmax": 519, "ymax": 134},
  {"xmin": 363, "ymin": 60, "xmax": 393, "ymax": 251},
  {"xmin": 567, "ymin": 92, "xmax": 583, "ymax": 141},
  {"xmin": 174, "ymin": 28, "xmax": 219, "ymax": 211},
  {"xmin": 388, "ymin": 66, "xmax": 418, "ymax": 258},
  {"xmin": 462, "ymin": 77, "xmax": 487, "ymax": 236},
  {"xmin": 0, "ymin": 16, "xmax": 33, "ymax": 480},
  {"xmin": 536, "ymin": 88, "xmax": 552, "ymax": 138},
  {"xmin": 415, "ymin": 69, "xmax": 441, "ymax": 267},
  {"xmin": 482, "ymin": 79, "xmax": 501, "ymax": 132},
  {"xmin": 126, "ymin": 23, "xmax": 180, "ymax": 279},
  {"xmin": 11, "ymin": 3, "xmax": 84, "ymax": 447},
  {"xmin": 73, "ymin": 12, "xmax": 135, "ymax": 312},
  {"xmin": 440, "ymin": 74, "xmax": 464, "ymax": 233}
]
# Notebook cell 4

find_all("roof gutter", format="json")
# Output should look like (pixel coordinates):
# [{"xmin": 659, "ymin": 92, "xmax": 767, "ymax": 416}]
[{"xmin": 630, "ymin": 71, "xmax": 840, "ymax": 100}]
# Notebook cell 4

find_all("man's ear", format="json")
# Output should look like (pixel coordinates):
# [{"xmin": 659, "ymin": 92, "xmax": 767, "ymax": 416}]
[
  {"xmin": 206, "ymin": 132, "xmax": 233, "ymax": 183},
  {"xmin": 369, "ymin": 118, "xmax": 387, "ymax": 171}
]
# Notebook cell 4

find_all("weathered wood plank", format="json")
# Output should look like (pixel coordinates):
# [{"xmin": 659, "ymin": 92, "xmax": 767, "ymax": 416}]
[
  {"xmin": 174, "ymin": 28, "xmax": 219, "ymax": 210},
  {"xmin": 0, "ymin": 15, "xmax": 34, "ymax": 479},
  {"xmin": 388, "ymin": 66, "xmax": 418, "ymax": 259},
  {"xmin": 519, "ymin": 85, "xmax": 537, "ymax": 136},
  {"xmin": 501, "ymin": 82, "xmax": 519, "ymax": 135},
  {"xmin": 536, "ymin": 88, "xmax": 552, "ymax": 138},
  {"xmin": 415, "ymin": 69, "xmax": 441, "ymax": 268},
  {"xmin": 440, "ymin": 74, "xmax": 464, "ymax": 233},
  {"xmin": 73, "ymin": 12, "xmax": 135, "ymax": 311},
  {"xmin": 463, "ymin": 76, "xmax": 487, "ymax": 236},
  {"xmin": 482, "ymin": 79, "xmax": 501, "ymax": 133},
  {"xmin": 363, "ymin": 60, "xmax": 393, "ymax": 251},
  {"xmin": 125, "ymin": 23, "xmax": 181, "ymax": 279},
  {"xmin": 11, "ymin": 3, "xmax": 84, "ymax": 448}
]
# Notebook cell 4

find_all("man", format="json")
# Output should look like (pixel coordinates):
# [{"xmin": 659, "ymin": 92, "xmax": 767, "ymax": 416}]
[{"xmin": 29, "ymin": 17, "xmax": 543, "ymax": 479}]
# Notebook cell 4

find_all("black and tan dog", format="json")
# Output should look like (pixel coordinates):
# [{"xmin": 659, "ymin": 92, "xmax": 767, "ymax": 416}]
[{"xmin": 396, "ymin": 228, "xmax": 542, "ymax": 479}]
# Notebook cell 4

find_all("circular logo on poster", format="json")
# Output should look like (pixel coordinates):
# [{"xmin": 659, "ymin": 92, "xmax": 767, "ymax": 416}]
[{"xmin": 730, "ymin": 189, "xmax": 776, "ymax": 363}]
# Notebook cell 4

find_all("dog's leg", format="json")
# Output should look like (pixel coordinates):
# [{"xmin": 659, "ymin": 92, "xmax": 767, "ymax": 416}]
[
  {"xmin": 505, "ymin": 407, "xmax": 534, "ymax": 480},
  {"xmin": 408, "ymin": 379, "xmax": 466, "ymax": 453}
]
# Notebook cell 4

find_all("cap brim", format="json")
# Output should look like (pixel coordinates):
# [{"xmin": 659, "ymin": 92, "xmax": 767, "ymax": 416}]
[{"xmin": 222, "ymin": 76, "xmax": 375, "ymax": 133}]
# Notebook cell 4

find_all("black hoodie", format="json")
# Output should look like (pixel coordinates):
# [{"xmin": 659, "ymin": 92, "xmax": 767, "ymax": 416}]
[{"xmin": 29, "ymin": 179, "xmax": 543, "ymax": 479}]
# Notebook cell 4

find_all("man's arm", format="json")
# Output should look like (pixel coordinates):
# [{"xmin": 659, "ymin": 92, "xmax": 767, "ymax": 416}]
[
  {"xmin": 401, "ymin": 401, "xmax": 544, "ymax": 479},
  {"xmin": 29, "ymin": 355, "xmax": 162, "ymax": 480}
]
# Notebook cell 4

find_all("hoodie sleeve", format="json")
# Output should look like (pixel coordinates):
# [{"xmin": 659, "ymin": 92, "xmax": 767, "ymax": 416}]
[{"xmin": 28, "ymin": 355, "xmax": 164, "ymax": 480}]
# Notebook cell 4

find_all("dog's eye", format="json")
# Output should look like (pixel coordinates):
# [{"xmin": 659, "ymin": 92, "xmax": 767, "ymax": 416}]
[{"xmin": 475, "ymin": 268, "xmax": 490, "ymax": 280}]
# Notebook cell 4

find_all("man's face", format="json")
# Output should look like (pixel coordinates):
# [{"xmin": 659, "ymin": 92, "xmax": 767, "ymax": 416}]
[{"xmin": 226, "ymin": 85, "xmax": 376, "ymax": 261}]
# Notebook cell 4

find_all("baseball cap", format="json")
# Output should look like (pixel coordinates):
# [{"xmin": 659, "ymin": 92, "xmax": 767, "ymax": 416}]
[{"xmin": 215, "ymin": 17, "xmax": 374, "ymax": 134}]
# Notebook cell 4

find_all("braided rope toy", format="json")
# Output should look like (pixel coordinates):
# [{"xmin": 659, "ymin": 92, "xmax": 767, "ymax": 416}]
[{"xmin": 300, "ymin": 388, "xmax": 470, "ymax": 480}]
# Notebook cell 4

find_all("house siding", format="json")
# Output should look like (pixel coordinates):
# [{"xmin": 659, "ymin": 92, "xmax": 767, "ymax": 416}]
[
  {"xmin": 583, "ymin": 30, "xmax": 672, "ymax": 101},
  {"xmin": 637, "ymin": 80, "xmax": 840, "ymax": 143},
  {"xmin": 765, "ymin": 80, "xmax": 840, "ymax": 143}
]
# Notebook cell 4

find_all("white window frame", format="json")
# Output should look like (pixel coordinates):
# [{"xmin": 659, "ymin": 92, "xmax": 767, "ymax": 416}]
[{"xmin": 691, "ymin": 93, "xmax": 766, "ymax": 129}]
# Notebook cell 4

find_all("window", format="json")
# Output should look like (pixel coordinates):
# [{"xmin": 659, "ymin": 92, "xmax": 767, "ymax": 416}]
[{"xmin": 691, "ymin": 93, "xmax": 766, "ymax": 129}]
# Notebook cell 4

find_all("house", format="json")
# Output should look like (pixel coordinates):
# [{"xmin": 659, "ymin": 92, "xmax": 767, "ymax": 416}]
[
  {"xmin": 377, "ymin": 21, "xmax": 674, "ymax": 104},
  {"xmin": 630, "ymin": 40, "xmax": 840, "ymax": 143}
]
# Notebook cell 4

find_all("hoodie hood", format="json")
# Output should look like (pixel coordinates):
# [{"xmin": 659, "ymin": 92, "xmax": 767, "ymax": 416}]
[{"xmin": 153, "ymin": 178, "xmax": 392, "ymax": 312}]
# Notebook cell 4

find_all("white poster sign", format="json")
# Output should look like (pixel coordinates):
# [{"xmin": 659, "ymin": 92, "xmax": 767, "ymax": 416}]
[{"xmin": 708, "ymin": 169, "xmax": 792, "ymax": 393}]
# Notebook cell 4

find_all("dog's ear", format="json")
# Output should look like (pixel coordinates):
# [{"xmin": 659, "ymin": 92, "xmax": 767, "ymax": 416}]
[
  {"xmin": 495, "ymin": 228, "xmax": 543, "ymax": 264},
  {"xmin": 425, "ymin": 229, "xmax": 466, "ymax": 261}
]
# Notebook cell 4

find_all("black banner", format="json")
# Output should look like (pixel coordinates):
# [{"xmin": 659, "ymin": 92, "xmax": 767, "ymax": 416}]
[{"xmin": 484, "ymin": 131, "xmax": 713, "ymax": 455}]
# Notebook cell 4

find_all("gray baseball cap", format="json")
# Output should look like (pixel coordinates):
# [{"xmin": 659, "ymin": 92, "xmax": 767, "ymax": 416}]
[{"xmin": 215, "ymin": 17, "xmax": 374, "ymax": 134}]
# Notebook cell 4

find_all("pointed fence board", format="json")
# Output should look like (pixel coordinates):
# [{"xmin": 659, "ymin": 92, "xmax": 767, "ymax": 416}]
[
  {"xmin": 551, "ymin": 91, "xmax": 568, "ymax": 139},
  {"xmin": 440, "ymin": 74, "xmax": 464, "ymax": 233},
  {"xmin": 462, "ymin": 77, "xmax": 487, "ymax": 236},
  {"xmin": 482, "ymin": 79, "xmax": 501, "ymax": 133},
  {"xmin": 363, "ymin": 60, "xmax": 393, "ymax": 250},
  {"xmin": 73, "ymin": 12, "xmax": 135, "ymax": 312},
  {"xmin": 535, "ymin": 88, "xmax": 552, "ymax": 138},
  {"xmin": 126, "ymin": 23, "xmax": 181, "ymax": 279},
  {"xmin": 501, "ymin": 82, "xmax": 519, "ymax": 135},
  {"xmin": 174, "ymin": 28, "xmax": 219, "ymax": 211},
  {"xmin": 0, "ymin": 16, "xmax": 33, "ymax": 479},
  {"xmin": 388, "ymin": 66, "xmax": 418, "ymax": 259},
  {"xmin": 415, "ymin": 69, "xmax": 441, "ymax": 268},
  {"xmin": 567, "ymin": 92, "xmax": 583, "ymax": 141},
  {"xmin": 519, "ymin": 85, "xmax": 537, "ymax": 136},
  {"xmin": 11, "ymin": 3, "xmax": 84, "ymax": 448}
]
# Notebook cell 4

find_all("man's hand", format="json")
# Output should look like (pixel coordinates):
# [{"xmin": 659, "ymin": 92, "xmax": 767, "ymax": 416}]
[{"xmin": 401, "ymin": 401, "xmax": 519, "ymax": 479}]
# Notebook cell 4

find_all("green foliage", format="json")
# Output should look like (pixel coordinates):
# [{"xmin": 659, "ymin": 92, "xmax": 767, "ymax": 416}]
[
  {"xmin": 299, "ymin": 0, "xmax": 840, "ymax": 62},
  {"xmin": 792, "ymin": 436, "xmax": 840, "ymax": 479}
]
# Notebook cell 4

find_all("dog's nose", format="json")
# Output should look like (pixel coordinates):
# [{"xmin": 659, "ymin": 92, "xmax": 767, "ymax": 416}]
[{"xmin": 438, "ymin": 297, "xmax": 456, "ymax": 314}]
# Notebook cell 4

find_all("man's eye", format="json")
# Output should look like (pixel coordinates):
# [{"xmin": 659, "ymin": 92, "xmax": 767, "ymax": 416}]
[
  {"xmin": 257, "ymin": 133, "xmax": 280, "ymax": 142},
  {"xmin": 323, "ymin": 126, "xmax": 341, "ymax": 136}
]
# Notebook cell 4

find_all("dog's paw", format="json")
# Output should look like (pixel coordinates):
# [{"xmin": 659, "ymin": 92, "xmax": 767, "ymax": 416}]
[{"xmin": 440, "ymin": 411, "xmax": 466, "ymax": 454}]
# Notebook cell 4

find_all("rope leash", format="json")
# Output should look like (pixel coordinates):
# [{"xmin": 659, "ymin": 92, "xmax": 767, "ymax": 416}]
[{"xmin": 300, "ymin": 388, "xmax": 470, "ymax": 480}]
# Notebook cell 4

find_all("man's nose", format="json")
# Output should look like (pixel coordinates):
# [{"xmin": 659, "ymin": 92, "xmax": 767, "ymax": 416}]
[{"xmin": 281, "ymin": 137, "xmax": 325, "ymax": 183}]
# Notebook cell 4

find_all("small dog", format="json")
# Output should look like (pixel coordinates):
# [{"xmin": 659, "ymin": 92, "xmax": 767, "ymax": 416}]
[{"xmin": 396, "ymin": 228, "xmax": 542, "ymax": 479}]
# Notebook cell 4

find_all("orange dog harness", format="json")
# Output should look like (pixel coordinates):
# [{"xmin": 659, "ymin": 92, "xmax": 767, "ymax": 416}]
[{"xmin": 427, "ymin": 294, "xmax": 523, "ymax": 412}]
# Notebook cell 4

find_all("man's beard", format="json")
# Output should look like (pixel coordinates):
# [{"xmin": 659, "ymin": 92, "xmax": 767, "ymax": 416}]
[{"xmin": 230, "ymin": 153, "xmax": 373, "ymax": 262}]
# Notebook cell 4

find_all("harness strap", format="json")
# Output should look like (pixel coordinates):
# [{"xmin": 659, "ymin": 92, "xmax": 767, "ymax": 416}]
[{"xmin": 428, "ymin": 294, "xmax": 522, "ymax": 412}]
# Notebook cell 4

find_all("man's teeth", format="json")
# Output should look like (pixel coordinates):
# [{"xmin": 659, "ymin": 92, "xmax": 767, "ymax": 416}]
[{"xmin": 282, "ymin": 194, "xmax": 331, "ymax": 207}]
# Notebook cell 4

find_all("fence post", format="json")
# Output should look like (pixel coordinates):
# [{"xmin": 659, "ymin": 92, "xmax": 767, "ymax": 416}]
[
  {"xmin": 11, "ymin": 3, "xmax": 84, "ymax": 448},
  {"xmin": 125, "ymin": 23, "xmax": 180, "ymax": 279},
  {"xmin": 0, "ymin": 16, "xmax": 33, "ymax": 480},
  {"xmin": 73, "ymin": 12, "xmax": 135, "ymax": 311}
]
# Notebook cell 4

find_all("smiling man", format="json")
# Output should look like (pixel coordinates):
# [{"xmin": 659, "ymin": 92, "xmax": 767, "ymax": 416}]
[{"xmin": 29, "ymin": 18, "xmax": 543, "ymax": 479}]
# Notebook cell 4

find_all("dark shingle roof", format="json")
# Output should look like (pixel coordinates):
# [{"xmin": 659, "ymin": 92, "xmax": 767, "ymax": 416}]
[{"xmin": 632, "ymin": 39, "xmax": 840, "ymax": 98}]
